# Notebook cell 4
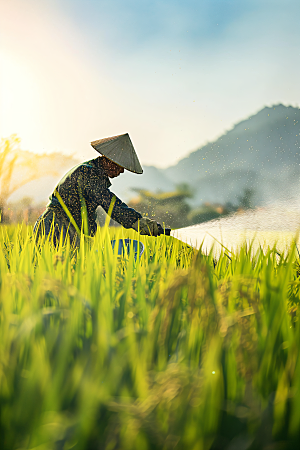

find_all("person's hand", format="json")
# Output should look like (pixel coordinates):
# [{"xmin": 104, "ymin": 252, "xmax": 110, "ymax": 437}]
[{"xmin": 132, "ymin": 218, "xmax": 159, "ymax": 236}]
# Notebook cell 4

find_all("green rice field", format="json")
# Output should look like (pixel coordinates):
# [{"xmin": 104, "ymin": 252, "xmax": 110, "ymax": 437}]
[{"xmin": 0, "ymin": 224, "xmax": 300, "ymax": 449}]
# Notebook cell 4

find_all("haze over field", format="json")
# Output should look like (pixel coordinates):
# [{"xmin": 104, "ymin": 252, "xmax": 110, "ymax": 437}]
[
  {"xmin": 8, "ymin": 104, "xmax": 300, "ymax": 210},
  {"xmin": 1, "ymin": 0, "xmax": 300, "ymax": 167}
]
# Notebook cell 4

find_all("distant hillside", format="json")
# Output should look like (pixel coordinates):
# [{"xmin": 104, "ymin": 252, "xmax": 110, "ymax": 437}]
[
  {"xmin": 8, "ymin": 104, "xmax": 300, "ymax": 208},
  {"xmin": 165, "ymin": 104, "xmax": 300, "ymax": 180},
  {"xmin": 162, "ymin": 104, "xmax": 300, "ymax": 206}
]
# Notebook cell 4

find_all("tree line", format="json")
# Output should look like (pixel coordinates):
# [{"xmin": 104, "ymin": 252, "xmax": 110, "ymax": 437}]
[{"xmin": 1, "ymin": 135, "xmax": 254, "ymax": 228}]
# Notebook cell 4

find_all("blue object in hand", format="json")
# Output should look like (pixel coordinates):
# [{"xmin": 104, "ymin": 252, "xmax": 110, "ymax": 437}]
[{"xmin": 110, "ymin": 239, "xmax": 144, "ymax": 261}]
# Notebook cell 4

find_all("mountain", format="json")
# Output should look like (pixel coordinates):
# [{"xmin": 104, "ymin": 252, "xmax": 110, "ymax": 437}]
[
  {"xmin": 165, "ymin": 104, "xmax": 300, "ymax": 181},
  {"xmin": 8, "ymin": 104, "xmax": 300, "ymax": 208},
  {"xmin": 162, "ymin": 104, "xmax": 300, "ymax": 206}
]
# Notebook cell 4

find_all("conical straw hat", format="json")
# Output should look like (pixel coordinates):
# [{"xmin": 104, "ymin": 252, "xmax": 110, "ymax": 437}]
[{"xmin": 90, "ymin": 133, "xmax": 143, "ymax": 174}]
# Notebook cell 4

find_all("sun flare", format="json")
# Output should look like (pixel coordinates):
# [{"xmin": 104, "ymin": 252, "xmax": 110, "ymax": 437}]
[{"xmin": 0, "ymin": 51, "xmax": 41, "ymax": 142}]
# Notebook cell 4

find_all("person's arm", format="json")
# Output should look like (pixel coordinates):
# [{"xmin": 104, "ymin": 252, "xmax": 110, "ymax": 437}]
[
  {"xmin": 85, "ymin": 167, "xmax": 159, "ymax": 235},
  {"xmin": 91, "ymin": 187, "xmax": 142, "ymax": 229}
]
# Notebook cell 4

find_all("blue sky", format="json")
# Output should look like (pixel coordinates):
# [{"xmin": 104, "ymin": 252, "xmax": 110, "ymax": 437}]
[{"xmin": 1, "ymin": 0, "xmax": 300, "ymax": 167}]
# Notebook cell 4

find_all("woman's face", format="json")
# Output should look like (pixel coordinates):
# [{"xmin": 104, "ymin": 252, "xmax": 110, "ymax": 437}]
[{"xmin": 102, "ymin": 157, "xmax": 125, "ymax": 178}]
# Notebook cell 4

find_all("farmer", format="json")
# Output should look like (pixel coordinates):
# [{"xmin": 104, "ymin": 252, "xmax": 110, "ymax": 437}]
[{"xmin": 34, "ymin": 133, "xmax": 159, "ymax": 245}]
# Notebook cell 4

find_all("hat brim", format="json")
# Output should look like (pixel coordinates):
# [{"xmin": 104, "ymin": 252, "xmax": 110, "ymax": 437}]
[{"xmin": 91, "ymin": 133, "xmax": 143, "ymax": 174}]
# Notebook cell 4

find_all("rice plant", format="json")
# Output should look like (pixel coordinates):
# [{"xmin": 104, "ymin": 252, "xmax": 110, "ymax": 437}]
[{"xmin": 0, "ymin": 223, "xmax": 299, "ymax": 449}]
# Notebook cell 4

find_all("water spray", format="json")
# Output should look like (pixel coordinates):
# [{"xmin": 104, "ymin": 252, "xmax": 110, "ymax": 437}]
[{"xmin": 170, "ymin": 201, "xmax": 300, "ymax": 257}]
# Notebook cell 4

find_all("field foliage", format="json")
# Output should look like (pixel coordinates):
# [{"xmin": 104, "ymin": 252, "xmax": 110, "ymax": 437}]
[{"xmin": 0, "ymin": 224, "xmax": 300, "ymax": 449}]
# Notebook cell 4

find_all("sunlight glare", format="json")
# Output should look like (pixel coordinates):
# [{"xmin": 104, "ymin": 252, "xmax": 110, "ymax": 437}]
[{"xmin": 0, "ymin": 51, "xmax": 41, "ymax": 143}]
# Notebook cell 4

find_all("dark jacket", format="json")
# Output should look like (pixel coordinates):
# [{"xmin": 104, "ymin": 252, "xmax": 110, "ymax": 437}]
[{"xmin": 35, "ymin": 157, "xmax": 142, "ymax": 242}]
